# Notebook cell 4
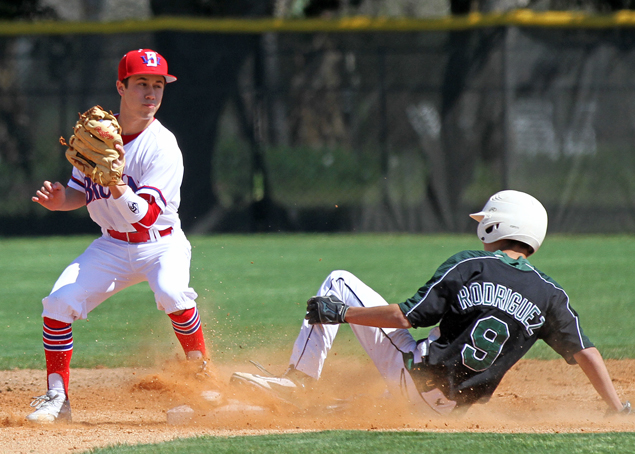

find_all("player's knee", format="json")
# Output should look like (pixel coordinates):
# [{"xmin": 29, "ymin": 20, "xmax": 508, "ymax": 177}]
[
  {"xmin": 154, "ymin": 289, "xmax": 176, "ymax": 304},
  {"xmin": 327, "ymin": 270, "xmax": 362, "ymax": 288},
  {"xmin": 327, "ymin": 270, "xmax": 354, "ymax": 281},
  {"xmin": 42, "ymin": 290, "xmax": 84, "ymax": 322},
  {"xmin": 154, "ymin": 289, "xmax": 196, "ymax": 313}
]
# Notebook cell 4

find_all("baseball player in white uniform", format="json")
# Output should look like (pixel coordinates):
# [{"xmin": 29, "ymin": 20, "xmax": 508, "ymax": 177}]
[{"xmin": 27, "ymin": 49, "xmax": 208, "ymax": 423}]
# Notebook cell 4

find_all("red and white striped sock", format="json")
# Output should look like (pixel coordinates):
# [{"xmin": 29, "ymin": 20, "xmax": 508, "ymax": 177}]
[
  {"xmin": 42, "ymin": 317, "xmax": 73, "ymax": 396},
  {"xmin": 168, "ymin": 307, "xmax": 207, "ymax": 359}
]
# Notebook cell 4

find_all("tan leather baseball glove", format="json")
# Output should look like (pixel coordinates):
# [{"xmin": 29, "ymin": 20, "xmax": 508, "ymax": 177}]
[{"xmin": 61, "ymin": 106, "xmax": 125, "ymax": 186}]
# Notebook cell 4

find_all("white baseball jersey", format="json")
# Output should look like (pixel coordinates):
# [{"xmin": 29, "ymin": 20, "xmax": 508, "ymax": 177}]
[
  {"xmin": 67, "ymin": 118, "xmax": 182, "ymax": 235},
  {"xmin": 43, "ymin": 117, "xmax": 197, "ymax": 323}
]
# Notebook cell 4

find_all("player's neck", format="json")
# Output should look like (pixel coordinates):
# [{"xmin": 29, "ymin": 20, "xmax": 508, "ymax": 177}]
[
  {"xmin": 500, "ymin": 249, "xmax": 527, "ymax": 260},
  {"xmin": 117, "ymin": 112, "xmax": 155, "ymax": 135},
  {"xmin": 484, "ymin": 241, "xmax": 529, "ymax": 260}
]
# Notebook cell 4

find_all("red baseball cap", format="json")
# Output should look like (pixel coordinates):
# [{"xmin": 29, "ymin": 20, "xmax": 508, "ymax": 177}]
[{"xmin": 118, "ymin": 49, "xmax": 177, "ymax": 83}]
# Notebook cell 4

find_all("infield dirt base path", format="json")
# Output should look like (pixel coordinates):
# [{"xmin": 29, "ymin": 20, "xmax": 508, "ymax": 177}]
[{"xmin": 1, "ymin": 357, "xmax": 634, "ymax": 454}]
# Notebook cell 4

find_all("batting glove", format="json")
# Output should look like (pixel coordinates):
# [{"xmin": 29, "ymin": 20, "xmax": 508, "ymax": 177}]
[{"xmin": 305, "ymin": 295, "xmax": 349, "ymax": 325}]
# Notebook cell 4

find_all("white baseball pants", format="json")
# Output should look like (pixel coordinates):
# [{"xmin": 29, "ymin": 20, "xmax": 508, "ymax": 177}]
[
  {"xmin": 42, "ymin": 230, "xmax": 198, "ymax": 323},
  {"xmin": 289, "ymin": 270, "xmax": 453, "ymax": 414}
]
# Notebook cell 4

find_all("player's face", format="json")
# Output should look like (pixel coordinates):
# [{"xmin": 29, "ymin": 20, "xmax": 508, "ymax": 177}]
[{"xmin": 118, "ymin": 74, "xmax": 165, "ymax": 120}]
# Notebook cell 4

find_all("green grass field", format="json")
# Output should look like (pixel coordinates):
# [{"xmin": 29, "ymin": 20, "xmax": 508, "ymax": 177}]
[
  {"xmin": 86, "ymin": 431, "xmax": 635, "ymax": 454},
  {"xmin": 1, "ymin": 233, "xmax": 634, "ymax": 451}
]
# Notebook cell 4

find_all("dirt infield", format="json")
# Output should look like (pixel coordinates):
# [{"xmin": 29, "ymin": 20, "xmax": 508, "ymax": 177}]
[{"xmin": 1, "ymin": 357, "xmax": 634, "ymax": 454}]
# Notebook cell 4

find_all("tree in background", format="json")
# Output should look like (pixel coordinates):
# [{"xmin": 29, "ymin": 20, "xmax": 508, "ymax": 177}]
[
  {"xmin": 2, "ymin": 0, "xmax": 632, "ymax": 235},
  {"xmin": 0, "ymin": 0, "xmax": 55, "ymax": 19},
  {"xmin": 0, "ymin": 1, "xmax": 57, "ymax": 224},
  {"xmin": 150, "ymin": 0, "xmax": 275, "ymax": 232},
  {"xmin": 273, "ymin": 0, "xmax": 635, "ymax": 16}
]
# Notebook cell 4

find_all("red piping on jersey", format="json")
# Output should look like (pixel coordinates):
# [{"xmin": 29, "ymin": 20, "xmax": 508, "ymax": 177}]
[
  {"xmin": 122, "ymin": 131, "xmax": 143, "ymax": 145},
  {"xmin": 137, "ymin": 185, "xmax": 167, "ymax": 206},
  {"xmin": 117, "ymin": 116, "xmax": 155, "ymax": 145},
  {"xmin": 70, "ymin": 175, "xmax": 84, "ymax": 188}
]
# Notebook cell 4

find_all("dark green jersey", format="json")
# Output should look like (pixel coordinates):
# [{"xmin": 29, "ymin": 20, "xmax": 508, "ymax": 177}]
[{"xmin": 398, "ymin": 250, "xmax": 593, "ymax": 406}]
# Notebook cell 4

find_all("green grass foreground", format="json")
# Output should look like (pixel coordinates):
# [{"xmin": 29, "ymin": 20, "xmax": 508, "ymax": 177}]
[
  {"xmin": 2, "ymin": 234, "xmax": 634, "ymax": 453},
  {"xmin": 1, "ymin": 233, "xmax": 634, "ymax": 369},
  {"xmin": 88, "ymin": 431, "xmax": 635, "ymax": 454}
]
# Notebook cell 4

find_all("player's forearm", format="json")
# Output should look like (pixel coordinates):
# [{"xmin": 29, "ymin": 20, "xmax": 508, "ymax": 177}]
[
  {"xmin": 345, "ymin": 305, "xmax": 412, "ymax": 329},
  {"xmin": 59, "ymin": 187, "xmax": 86, "ymax": 210},
  {"xmin": 109, "ymin": 186, "xmax": 150, "ymax": 225},
  {"xmin": 573, "ymin": 347, "xmax": 624, "ymax": 412},
  {"xmin": 109, "ymin": 183, "xmax": 128, "ymax": 199}
]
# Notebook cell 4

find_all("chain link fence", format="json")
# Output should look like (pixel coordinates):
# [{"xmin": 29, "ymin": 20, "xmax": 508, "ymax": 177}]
[{"xmin": 2, "ymin": 18, "xmax": 635, "ymax": 235}]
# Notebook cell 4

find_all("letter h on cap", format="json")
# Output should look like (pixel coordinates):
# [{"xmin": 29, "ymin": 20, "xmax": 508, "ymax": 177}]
[{"xmin": 141, "ymin": 51, "xmax": 159, "ymax": 67}]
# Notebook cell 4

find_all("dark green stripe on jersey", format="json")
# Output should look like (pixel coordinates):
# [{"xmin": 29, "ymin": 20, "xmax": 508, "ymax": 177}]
[{"xmin": 398, "ymin": 250, "xmax": 593, "ymax": 406}]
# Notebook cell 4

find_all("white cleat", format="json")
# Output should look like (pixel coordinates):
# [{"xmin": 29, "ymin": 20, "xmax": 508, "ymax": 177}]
[
  {"xmin": 230, "ymin": 372, "xmax": 300, "ymax": 404},
  {"xmin": 231, "ymin": 372, "xmax": 297, "ymax": 391},
  {"xmin": 26, "ymin": 390, "xmax": 72, "ymax": 424}
]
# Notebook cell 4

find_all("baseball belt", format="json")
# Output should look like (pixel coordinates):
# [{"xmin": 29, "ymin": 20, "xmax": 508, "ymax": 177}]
[{"xmin": 107, "ymin": 227, "xmax": 173, "ymax": 243}]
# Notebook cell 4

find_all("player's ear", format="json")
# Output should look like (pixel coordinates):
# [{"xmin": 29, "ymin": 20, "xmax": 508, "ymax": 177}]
[{"xmin": 116, "ymin": 80, "xmax": 125, "ymax": 96}]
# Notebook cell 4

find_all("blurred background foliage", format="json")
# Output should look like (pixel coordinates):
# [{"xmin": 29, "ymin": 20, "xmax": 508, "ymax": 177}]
[{"xmin": 2, "ymin": 0, "xmax": 635, "ymax": 236}]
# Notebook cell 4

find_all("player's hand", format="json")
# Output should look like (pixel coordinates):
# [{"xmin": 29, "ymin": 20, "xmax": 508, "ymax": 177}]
[
  {"xmin": 32, "ymin": 181, "xmax": 66, "ymax": 211},
  {"xmin": 305, "ymin": 295, "xmax": 349, "ymax": 325},
  {"xmin": 108, "ymin": 144, "xmax": 128, "ymax": 198},
  {"xmin": 113, "ymin": 143, "xmax": 125, "ymax": 169}
]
